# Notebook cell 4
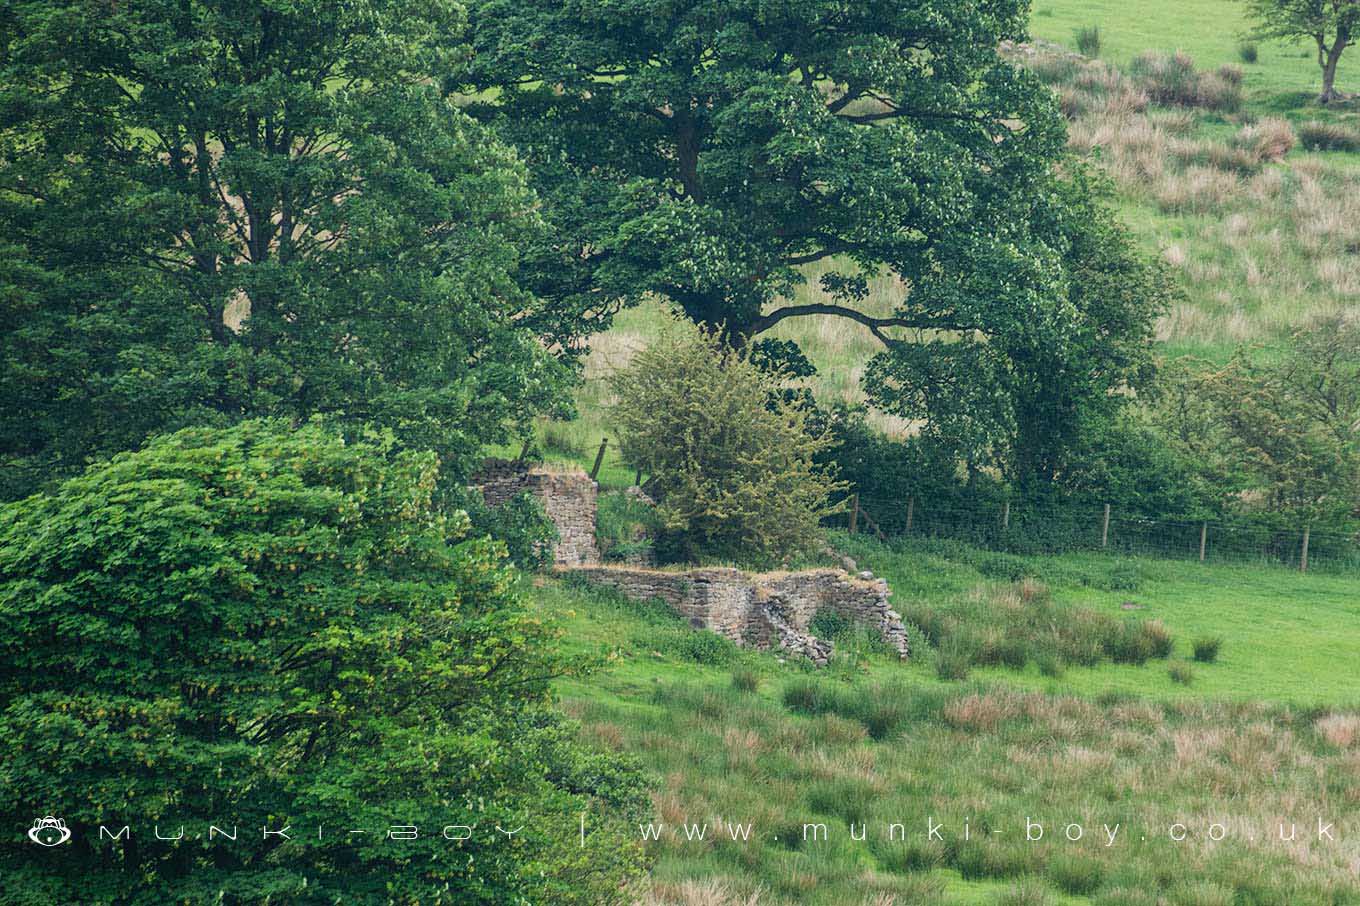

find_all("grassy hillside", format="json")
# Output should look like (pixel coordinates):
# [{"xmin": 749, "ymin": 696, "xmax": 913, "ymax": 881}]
[{"xmin": 546, "ymin": 538, "xmax": 1360, "ymax": 905}]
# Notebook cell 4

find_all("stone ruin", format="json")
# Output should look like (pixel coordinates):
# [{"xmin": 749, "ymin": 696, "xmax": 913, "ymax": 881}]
[
  {"xmin": 472, "ymin": 459, "xmax": 910, "ymax": 664},
  {"xmin": 473, "ymin": 459, "xmax": 600, "ymax": 566},
  {"xmin": 568, "ymin": 565, "xmax": 910, "ymax": 666}
]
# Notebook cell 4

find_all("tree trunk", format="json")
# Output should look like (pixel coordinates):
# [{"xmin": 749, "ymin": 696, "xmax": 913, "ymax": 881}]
[{"xmin": 1319, "ymin": 33, "xmax": 1347, "ymax": 104}]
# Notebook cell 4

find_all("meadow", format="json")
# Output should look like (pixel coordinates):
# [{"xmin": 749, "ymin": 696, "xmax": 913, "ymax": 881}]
[{"xmin": 545, "ymin": 537, "xmax": 1360, "ymax": 905}]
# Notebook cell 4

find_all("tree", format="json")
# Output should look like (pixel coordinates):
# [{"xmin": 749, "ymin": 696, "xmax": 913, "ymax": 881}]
[
  {"xmin": 609, "ymin": 322, "xmax": 843, "ymax": 566},
  {"xmin": 0, "ymin": 0, "xmax": 569, "ymax": 500},
  {"xmin": 456, "ymin": 0, "xmax": 1073, "ymax": 360},
  {"xmin": 1246, "ymin": 0, "xmax": 1360, "ymax": 103},
  {"xmin": 1158, "ymin": 316, "xmax": 1360, "ymax": 526},
  {"xmin": 0, "ymin": 420, "xmax": 647, "ymax": 904},
  {"xmin": 861, "ymin": 173, "xmax": 1171, "ymax": 490}
]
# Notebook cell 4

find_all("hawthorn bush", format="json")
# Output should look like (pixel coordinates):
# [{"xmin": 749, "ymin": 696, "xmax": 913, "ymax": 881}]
[
  {"xmin": 0, "ymin": 420, "xmax": 645, "ymax": 905},
  {"xmin": 609, "ymin": 323, "xmax": 843, "ymax": 566}
]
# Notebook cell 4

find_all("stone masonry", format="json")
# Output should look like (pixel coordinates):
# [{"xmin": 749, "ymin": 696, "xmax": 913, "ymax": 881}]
[
  {"xmin": 473, "ymin": 459, "xmax": 600, "ymax": 566},
  {"xmin": 473, "ymin": 458, "xmax": 910, "ymax": 664},
  {"xmin": 567, "ymin": 565, "xmax": 910, "ymax": 666}
]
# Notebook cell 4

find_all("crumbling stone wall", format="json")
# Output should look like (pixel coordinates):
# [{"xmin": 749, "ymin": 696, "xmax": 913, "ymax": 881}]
[
  {"xmin": 474, "ymin": 459, "xmax": 600, "ymax": 566},
  {"xmin": 568, "ymin": 565, "xmax": 910, "ymax": 665}
]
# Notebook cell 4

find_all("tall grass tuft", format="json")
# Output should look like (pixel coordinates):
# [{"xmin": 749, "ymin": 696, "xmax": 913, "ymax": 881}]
[
  {"xmin": 1075, "ymin": 25, "xmax": 1101, "ymax": 58},
  {"xmin": 1192, "ymin": 635, "xmax": 1223, "ymax": 663}
]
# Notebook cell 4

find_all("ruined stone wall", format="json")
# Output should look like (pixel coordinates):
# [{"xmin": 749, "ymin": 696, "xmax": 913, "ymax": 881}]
[
  {"xmin": 474, "ymin": 459, "xmax": 600, "ymax": 566},
  {"xmin": 568, "ymin": 564, "xmax": 910, "ymax": 665}
]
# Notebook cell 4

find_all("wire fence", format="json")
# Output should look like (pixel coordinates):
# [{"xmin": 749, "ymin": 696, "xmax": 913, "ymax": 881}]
[{"xmin": 835, "ymin": 493, "xmax": 1360, "ymax": 575}]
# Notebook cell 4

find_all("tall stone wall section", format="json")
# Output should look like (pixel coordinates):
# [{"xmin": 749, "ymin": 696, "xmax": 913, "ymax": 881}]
[
  {"xmin": 474, "ymin": 459, "xmax": 599, "ymax": 566},
  {"xmin": 568, "ymin": 565, "xmax": 910, "ymax": 666}
]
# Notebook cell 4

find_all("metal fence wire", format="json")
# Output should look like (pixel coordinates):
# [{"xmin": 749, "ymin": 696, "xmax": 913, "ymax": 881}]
[{"xmin": 837, "ymin": 493, "xmax": 1360, "ymax": 574}]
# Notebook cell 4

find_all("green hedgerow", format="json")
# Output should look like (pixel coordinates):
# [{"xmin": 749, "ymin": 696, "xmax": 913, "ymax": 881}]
[{"xmin": 0, "ymin": 420, "xmax": 647, "ymax": 904}]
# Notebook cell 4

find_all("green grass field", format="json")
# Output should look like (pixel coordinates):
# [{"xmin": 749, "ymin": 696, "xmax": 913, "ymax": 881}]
[{"xmin": 545, "ymin": 537, "xmax": 1360, "ymax": 905}]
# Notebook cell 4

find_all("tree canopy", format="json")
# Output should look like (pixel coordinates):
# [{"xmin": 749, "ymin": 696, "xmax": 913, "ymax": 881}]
[
  {"xmin": 0, "ymin": 0, "xmax": 567, "ymax": 500},
  {"xmin": 458, "ymin": 0, "xmax": 1069, "ymax": 349},
  {"xmin": 0, "ymin": 420, "xmax": 646, "ymax": 904}
]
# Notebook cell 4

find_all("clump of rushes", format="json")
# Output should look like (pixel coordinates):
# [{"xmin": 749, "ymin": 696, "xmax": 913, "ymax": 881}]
[
  {"xmin": 1075, "ymin": 25, "xmax": 1101, "ymax": 58},
  {"xmin": 1192, "ymin": 636, "xmax": 1223, "ymax": 663},
  {"xmin": 1169, "ymin": 661, "xmax": 1195, "ymax": 685},
  {"xmin": 731, "ymin": 668, "xmax": 760, "ymax": 693}
]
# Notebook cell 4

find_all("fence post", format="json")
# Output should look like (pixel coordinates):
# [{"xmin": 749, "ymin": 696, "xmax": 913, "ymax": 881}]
[
  {"xmin": 1301, "ymin": 524, "xmax": 1310, "ymax": 573},
  {"xmin": 1002, "ymin": 499, "xmax": 1010, "ymax": 532},
  {"xmin": 906, "ymin": 497, "xmax": 915, "ymax": 533},
  {"xmin": 1199, "ymin": 521, "xmax": 1208, "ymax": 563},
  {"xmin": 1101, "ymin": 503, "xmax": 1111, "ymax": 549},
  {"xmin": 589, "ymin": 438, "xmax": 608, "ymax": 481},
  {"xmin": 849, "ymin": 494, "xmax": 860, "ymax": 534}
]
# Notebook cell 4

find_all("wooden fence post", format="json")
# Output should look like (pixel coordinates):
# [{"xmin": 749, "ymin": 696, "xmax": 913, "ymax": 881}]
[
  {"xmin": 1101, "ymin": 503, "xmax": 1111, "ymax": 549},
  {"xmin": 905, "ymin": 497, "xmax": 915, "ymax": 533},
  {"xmin": 1199, "ymin": 521, "xmax": 1208, "ymax": 563},
  {"xmin": 1300, "ymin": 524, "xmax": 1310, "ymax": 573},
  {"xmin": 849, "ymin": 494, "xmax": 860, "ymax": 534},
  {"xmin": 589, "ymin": 438, "xmax": 608, "ymax": 481}
]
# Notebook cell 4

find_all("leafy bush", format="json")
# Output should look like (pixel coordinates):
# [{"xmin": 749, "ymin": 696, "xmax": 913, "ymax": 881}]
[
  {"xmin": 0, "ymin": 420, "xmax": 646, "ymax": 903},
  {"xmin": 1192, "ymin": 636, "xmax": 1224, "ymax": 663},
  {"xmin": 609, "ymin": 321, "xmax": 844, "ymax": 567},
  {"xmin": 1169, "ymin": 660, "xmax": 1196, "ymax": 685},
  {"xmin": 463, "ymin": 487, "xmax": 558, "ymax": 571},
  {"xmin": 1238, "ymin": 41, "xmax": 1259, "ymax": 63},
  {"xmin": 1075, "ymin": 25, "xmax": 1101, "ymax": 57}
]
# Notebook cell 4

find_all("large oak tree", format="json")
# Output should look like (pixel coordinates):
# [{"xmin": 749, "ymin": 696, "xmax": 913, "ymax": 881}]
[{"xmin": 458, "ymin": 0, "xmax": 1169, "ymax": 484}]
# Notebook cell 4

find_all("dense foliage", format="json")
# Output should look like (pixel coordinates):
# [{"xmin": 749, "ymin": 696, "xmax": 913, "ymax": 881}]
[
  {"xmin": 0, "ymin": 421, "xmax": 646, "ymax": 904},
  {"xmin": 0, "ymin": 0, "xmax": 567, "ymax": 500},
  {"xmin": 609, "ymin": 324, "xmax": 843, "ymax": 566},
  {"xmin": 1158, "ymin": 315, "xmax": 1360, "ymax": 527},
  {"xmin": 457, "ymin": 0, "xmax": 1066, "ymax": 353}
]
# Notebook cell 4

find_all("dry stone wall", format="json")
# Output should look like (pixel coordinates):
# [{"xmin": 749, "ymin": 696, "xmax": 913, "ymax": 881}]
[
  {"xmin": 473, "ymin": 459, "xmax": 600, "ymax": 566},
  {"xmin": 568, "ymin": 565, "xmax": 910, "ymax": 666}
]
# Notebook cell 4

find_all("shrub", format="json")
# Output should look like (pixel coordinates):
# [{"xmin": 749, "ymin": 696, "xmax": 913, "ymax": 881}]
[
  {"xmin": 1075, "ymin": 25, "xmax": 1102, "ymax": 57},
  {"xmin": 731, "ymin": 668, "xmax": 761, "ymax": 693},
  {"xmin": 464, "ymin": 486, "xmax": 558, "ymax": 571},
  {"xmin": 1238, "ymin": 42, "xmax": 1259, "ymax": 64},
  {"xmin": 1169, "ymin": 660, "xmax": 1196, "ymax": 685},
  {"xmin": 1298, "ymin": 120, "xmax": 1360, "ymax": 152},
  {"xmin": 0, "ymin": 421, "xmax": 647, "ymax": 903},
  {"xmin": 609, "ymin": 321, "xmax": 844, "ymax": 567},
  {"xmin": 1192, "ymin": 635, "xmax": 1224, "ymax": 663}
]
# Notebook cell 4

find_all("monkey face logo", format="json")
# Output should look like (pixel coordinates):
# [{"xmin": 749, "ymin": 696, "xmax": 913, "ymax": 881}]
[{"xmin": 28, "ymin": 816, "xmax": 71, "ymax": 847}]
